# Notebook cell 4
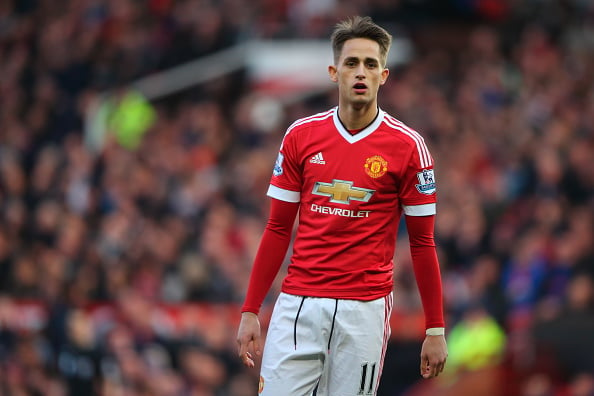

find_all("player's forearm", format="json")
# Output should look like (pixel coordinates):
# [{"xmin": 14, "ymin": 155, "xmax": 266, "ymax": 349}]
[
  {"xmin": 410, "ymin": 243, "xmax": 445, "ymax": 328},
  {"xmin": 405, "ymin": 215, "xmax": 445, "ymax": 329},
  {"xmin": 241, "ymin": 199, "xmax": 298, "ymax": 314}
]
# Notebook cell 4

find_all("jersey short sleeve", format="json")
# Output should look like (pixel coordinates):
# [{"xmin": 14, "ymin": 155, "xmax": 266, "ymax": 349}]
[
  {"xmin": 398, "ymin": 134, "xmax": 437, "ymax": 217},
  {"xmin": 268, "ymin": 126, "xmax": 303, "ymax": 203}
]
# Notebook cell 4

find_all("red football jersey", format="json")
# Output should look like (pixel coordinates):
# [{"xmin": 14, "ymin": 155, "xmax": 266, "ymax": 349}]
[{"xmin": 269, "ymin": 107, "xmax": 437, "ymax": 300}]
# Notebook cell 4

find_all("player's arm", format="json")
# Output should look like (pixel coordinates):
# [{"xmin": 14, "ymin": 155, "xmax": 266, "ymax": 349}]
[
  {"xmin": 237, "ymin": 197, "xmax": 299, "ymax": 367},
  {"xmin": 405, "ymin": 213, "xmax": 448, "ymax": 378},
  {"xmin": 397, "ymin": 128, "xmax": 447, "ymax": 377}
]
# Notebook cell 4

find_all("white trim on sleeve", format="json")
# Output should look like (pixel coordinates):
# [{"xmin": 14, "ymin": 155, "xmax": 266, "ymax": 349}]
[
  {"xmin": 267, "ymin": 185, "xmax": 300, "ymax": 203},
  {"xmin": 402, "ymin": 203, "xmax": 436, "ymax": 216},
  {"xmin": 425, "ymin": 327, "xmax": 445, "ymax": 336}
]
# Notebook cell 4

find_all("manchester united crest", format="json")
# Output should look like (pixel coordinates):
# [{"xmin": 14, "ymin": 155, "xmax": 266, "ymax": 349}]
[{"xmin": 364, "ymin": 155, "xmax": 388, "ymax": 178}]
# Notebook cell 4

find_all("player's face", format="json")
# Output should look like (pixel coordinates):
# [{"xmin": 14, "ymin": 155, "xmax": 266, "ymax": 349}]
[{"xmin": 329, "ymin": 38, "xmax": 389, "ymax": 109}]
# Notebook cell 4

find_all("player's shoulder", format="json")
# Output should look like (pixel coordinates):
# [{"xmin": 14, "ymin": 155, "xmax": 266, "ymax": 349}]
[
  {"xmin": 381, "ymin": 111, "xmax": 433, "ymax": 166},
  {"xmin": 381, "ymin": 112, "xmax": 427, "ymax": 146},
  {"xmin": 285, "ymin": 107, "xmax": 335, "ymax": 135}
]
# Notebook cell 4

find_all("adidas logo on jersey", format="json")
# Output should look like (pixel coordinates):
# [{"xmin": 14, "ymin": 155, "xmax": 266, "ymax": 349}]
[{"xmin": 309, "ymin": 152, "xmax": 326, "ymax": 164}]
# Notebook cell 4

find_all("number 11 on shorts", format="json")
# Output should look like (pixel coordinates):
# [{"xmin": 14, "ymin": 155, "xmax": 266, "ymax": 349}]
[{"xmin": 358, "ymin": 362, "xmax": 377, "ymax": 395}]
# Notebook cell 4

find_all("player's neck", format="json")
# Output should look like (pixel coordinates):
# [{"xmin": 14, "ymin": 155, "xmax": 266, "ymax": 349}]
[{"xmin": 337, "ymin": 104, "xmax": 379, "ymax": 131}]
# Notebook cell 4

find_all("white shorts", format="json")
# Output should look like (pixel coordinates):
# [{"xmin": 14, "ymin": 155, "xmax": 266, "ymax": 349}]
[{"xmin": 259, "ymin": 292, "xmax": 393, "ymax": 396}]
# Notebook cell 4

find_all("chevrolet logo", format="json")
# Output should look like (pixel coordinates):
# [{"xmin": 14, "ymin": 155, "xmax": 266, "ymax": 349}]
[{"xmin": 312, "ymin": 179, "xmax": 375, "ymax": 204}]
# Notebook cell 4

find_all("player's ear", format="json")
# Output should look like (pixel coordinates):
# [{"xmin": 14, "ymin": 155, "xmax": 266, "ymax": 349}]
[
  {"xmin": 328, "ymin": 65, "xmax": 338, "ymax": 83},
  {"xmin": 380, "ymin": 68, "xmax": 389, "ymax": 85}
]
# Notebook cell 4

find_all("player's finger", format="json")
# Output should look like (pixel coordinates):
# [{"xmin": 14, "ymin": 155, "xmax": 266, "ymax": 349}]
[
  {"xmin": 421, "ymin": 358, "xmax": 431, "ymax": 378},
  {"xmin": 236, "ymin": 336, "xmax": 245, "ymax": 356},
  {"xmin": 237, "ymin": 340, "xmax": 250, "ymax": 362},
  {"xmin": 253, "ymin": 336, "xmax": 262, "ymax": 357},
  {"xmin": 430, "ymin": 359, "xmax": 446, "ymax": 378},
  {"xmin": 239, "ymin": 345, "xmax": 254, "ymax": 368},
  {"xmin": 243, "ymin": 351, "xmax": 255, "ymax": 368},
  {"xmin": 437, "ymin": 360, "xmax": 446, "ymax": 374},
  {"xmin": 433, "ymin": 363, "xmax": 442, "ymax": 377},
  {"xmin": 422, "ymin": 359, "xmax": 439, "ymax": 379}
]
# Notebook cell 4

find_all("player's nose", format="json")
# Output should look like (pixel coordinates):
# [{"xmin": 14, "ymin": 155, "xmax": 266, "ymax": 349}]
[{"xmin": 355, "ymin": 63, "xmax": 366, "ymax": 77}]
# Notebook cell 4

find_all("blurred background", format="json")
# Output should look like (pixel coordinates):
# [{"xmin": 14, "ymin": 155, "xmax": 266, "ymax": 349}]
[{"xmin": 0, "ymin": 0, "xmax": 593, "ymax": 395}]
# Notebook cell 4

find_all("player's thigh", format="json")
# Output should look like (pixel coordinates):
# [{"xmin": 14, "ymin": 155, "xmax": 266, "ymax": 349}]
[
  {"xmin": 260, "ymin": 293, "xmax": 325, "ymax": 396},
  {"xmin": 325, "ymin": 295, "xmax": 392, "ymax": 396}
]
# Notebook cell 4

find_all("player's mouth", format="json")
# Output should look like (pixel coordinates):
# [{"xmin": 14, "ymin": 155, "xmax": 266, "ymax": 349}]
[{"xmin": 353, "ymin": 82, "xmax": 367, "ymax": 94}]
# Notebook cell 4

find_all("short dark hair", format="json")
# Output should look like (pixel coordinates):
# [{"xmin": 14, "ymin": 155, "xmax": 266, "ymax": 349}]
[{"xmin": 331, "ymin": 16, "xmax": 393, "ymax": 67}]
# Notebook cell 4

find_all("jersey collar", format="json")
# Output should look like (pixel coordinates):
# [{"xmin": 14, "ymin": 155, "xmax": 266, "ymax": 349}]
[{"xmin": 333, "ymin": 107, "xmax": 385, "ymax": 144}]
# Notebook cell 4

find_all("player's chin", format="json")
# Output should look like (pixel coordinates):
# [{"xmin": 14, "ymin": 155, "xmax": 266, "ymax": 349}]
[
  {"xmin": 349, "ymin": 91, "xmax": 368, "ymax": 100},
  {"xmin": 350, "ymin": 96, "xmax": 372, "ymax": 107}
]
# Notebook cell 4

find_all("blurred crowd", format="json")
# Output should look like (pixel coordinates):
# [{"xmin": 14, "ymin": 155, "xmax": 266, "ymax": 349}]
[{"xmin": 0, "ymin": 0, "xmax": 593, "ymax": 395}]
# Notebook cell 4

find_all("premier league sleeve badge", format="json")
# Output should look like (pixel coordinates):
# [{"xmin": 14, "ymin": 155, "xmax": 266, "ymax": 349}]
[
  {"xmin": 273, "ymin": 153, "xmax": 284, "ymax": 177},
  {"xmin": 415, "ymin": 169, "xmax": 436, "ymax": 195}
]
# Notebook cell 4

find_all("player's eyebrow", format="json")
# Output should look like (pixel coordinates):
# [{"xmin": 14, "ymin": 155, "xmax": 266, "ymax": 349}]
[{"xmin": 344, "ymin": 56, "xmax": 379, "ymax": 63}]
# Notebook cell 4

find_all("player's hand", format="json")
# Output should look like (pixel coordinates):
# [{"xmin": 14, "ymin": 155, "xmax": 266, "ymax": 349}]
[
  {"xmin": 236, "ymin": 312, "xmax": 262, "ymax": 368},
  {"xmin": 420, "ymin": 334, "xmax": 447, "ymax": 379}
]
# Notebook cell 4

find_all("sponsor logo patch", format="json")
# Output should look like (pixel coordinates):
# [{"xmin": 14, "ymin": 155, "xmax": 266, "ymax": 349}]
[
  {"xmin": 310, "ymin": 203, "xmax": 371, "ymax": 218},
  {"xmin": 312, "ymin": 179, "xmax": 375, "ymax": 204},
  {"xmin": 273, "ymin": 153, "xmax": 284, "ymax": 176},
  {"xmin": 415, "ymin": 169, "xmax": 436, "ymax": 195},
  {"xmin": 364, "ymin": 155, "xmax": 388, "ymax": 178}
]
